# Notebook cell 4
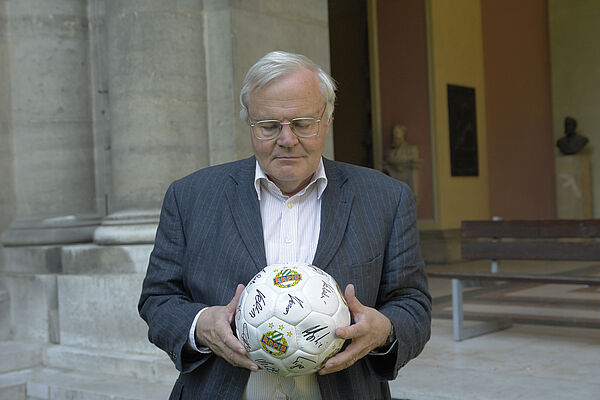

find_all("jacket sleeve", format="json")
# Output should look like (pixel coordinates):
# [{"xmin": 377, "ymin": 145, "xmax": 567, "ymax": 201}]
[
  {"xmin": 138, "ymin": 183, "xmax": 211, "ymax": 373},
  {"xmin": 365, "ymin": 182, "xmax": 432, "ymax": 380}
]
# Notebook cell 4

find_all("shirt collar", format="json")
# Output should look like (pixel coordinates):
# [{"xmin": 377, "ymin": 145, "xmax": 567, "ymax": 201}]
[{"xmin": 254, "ymin": 158, "xmax": 328, "ymax": 200}]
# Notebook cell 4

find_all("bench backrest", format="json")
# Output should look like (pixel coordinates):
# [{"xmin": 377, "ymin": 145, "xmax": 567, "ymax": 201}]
[{"xmin": 461, "ymin": 220, "xmax": 600, "ymax": 261}]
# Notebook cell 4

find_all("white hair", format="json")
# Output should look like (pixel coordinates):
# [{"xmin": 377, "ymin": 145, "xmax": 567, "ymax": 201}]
[{"xmin": 239, "ymin": 51, "xmax": 337, "ymax": 123}]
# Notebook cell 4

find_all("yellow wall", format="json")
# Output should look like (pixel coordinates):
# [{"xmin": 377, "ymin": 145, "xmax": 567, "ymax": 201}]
[{"xmin": 424, "ymin": 0, "xmax": 490, "ymax": 230}]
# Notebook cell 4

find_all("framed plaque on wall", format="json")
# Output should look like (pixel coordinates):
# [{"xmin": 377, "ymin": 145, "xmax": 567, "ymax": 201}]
[{"xmin": 447, "ymin": 84, "xmax": 479, "ymax": 177}]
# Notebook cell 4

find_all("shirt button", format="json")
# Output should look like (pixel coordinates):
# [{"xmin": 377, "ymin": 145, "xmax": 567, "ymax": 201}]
[
  {"xmin": 285, "ymin": 238, "xmax": 292, "ymax": 244},
  {"xmin": 287, "ymin": 202, "xmax": 293, "ymax": 209}
]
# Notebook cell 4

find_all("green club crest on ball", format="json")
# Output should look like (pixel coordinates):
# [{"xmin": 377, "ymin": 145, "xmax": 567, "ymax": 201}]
[
  {"xmin": 273, "ymin": 268, "xmax": 302, "ymax": 288},
  {"xmin": 261, "ymin": 330, "xmax": 290, "ymax": 356}
]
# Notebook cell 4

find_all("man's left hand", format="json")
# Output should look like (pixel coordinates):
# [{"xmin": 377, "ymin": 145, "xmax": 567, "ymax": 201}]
[{"xmin": 319, "ymin": 284, "xmax": 392, "ymax": 375}]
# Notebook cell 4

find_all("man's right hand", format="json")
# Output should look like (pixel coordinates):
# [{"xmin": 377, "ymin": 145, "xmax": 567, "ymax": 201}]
[{"xmin": 195, "ymin": 283, "xmax": 258, "ymax": 371}]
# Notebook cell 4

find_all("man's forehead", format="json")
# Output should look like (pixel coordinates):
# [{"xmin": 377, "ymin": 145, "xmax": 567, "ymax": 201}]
[{"xmin": 248, "ymin": 71, "xmax": 323, "ymax": 117}]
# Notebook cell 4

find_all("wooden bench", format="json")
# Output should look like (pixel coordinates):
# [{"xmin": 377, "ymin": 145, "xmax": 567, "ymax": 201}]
[{"xmin": 427, "ymin": 219, "xmax": 600, "ymax": 341}]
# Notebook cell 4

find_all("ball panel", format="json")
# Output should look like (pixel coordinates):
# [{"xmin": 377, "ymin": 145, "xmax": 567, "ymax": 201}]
[
  {"xmin": 302, "ymin": 276, "xmax": 339, "ymax": 316},
  {"xmin": 332, "ymin": 301, "xmax": 351, "ymax": 328},
  {"xmin": 249, "ymin": 350, "xmax": 287, "ymax": 375},
  {"xmin": 242, "ymin": 284, "xmax": 277, "ymax": 327},
  {"xmin": 295, "ymin": 313, "xmax": 337, "ymax": 355},
  {"xmin": 247, "ymin": 269, "xmax": 269, "ymax": 287},
  {"xmin": 273, "ymin": 290, "xmax": 312, "ymax": 325},
  {"xmin": 281, "ymin": 349, "xmax": 321, "ymax": 376},
  {"xmin": 237, "ymin": 320, "xmax": 261, "ymax": 352},
  {"xmin": 317, "ymin": 338, "xmax": 345, "ymax": 368}
]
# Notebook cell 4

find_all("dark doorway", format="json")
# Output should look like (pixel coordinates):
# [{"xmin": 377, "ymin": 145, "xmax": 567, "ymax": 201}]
[{"xmin": 328, "ymin": 0, "xmax": 373, "ymax": 168}]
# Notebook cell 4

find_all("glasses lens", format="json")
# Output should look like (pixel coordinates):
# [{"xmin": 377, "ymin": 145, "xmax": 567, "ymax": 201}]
[
  {"xmin": 291, "ymin": 118, "xmax": 318, "ymax": 137},
  {"xmin": 255, "ymin": 121, "xmax": 281, "ymax": 139}
]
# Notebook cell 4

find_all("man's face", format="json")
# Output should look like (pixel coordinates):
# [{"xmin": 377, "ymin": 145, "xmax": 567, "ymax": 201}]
[{"xmin": 248, "ymin": 68, "xmax": 330, "ymax": 196}]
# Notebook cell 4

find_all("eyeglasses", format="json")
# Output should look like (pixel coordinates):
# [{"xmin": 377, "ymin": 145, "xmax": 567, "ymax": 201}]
[{"xmin": 249, "ymin": 106, "xmax": 326, "ymax": 140}]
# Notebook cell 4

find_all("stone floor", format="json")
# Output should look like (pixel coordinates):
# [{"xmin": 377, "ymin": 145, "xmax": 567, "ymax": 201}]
[
  {"xmin": 2, "ymin": 260, "xmax": 598, "ymax": 399},
  {"xmin": 389, "ymin": 261, "xmax": 600, "ymax": 400}
]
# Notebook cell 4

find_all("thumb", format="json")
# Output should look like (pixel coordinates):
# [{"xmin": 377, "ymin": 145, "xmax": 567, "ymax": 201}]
[
  {"xmin": 344, "ymin": 284, "xmax": 363, "ymax": 313},
  {"xmin": 227, "ymin": 284, "xmax": 245, "ymax": 313}
]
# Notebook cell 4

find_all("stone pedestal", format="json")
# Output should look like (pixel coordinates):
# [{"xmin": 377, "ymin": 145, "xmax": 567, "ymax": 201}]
[
  {"xmin": 58, "ymin": 273, "xmax": 158, "ymax": 354},
  {"xmin": 384, "ymin": 159, "xmax": 423, "ymax": 202},
  {"xmin": 555, "ymin": 154, "xmax": 592, "ymax": 219}
]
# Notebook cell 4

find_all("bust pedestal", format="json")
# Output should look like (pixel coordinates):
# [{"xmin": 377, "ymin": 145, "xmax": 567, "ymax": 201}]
[{"xmin": 555, "ymin": 154, "xmax": 592, "ymax": 219}]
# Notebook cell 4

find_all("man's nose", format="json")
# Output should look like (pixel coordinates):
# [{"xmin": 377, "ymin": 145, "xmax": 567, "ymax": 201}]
[{"xmin": 276, "ymin": 123, "xmax": 298, "ymax": 146}]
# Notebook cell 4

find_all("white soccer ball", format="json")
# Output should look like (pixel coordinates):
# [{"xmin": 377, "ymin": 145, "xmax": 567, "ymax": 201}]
[{"xmin": 235, "ymin": 262, "xmax": 351, "ymax": 377}]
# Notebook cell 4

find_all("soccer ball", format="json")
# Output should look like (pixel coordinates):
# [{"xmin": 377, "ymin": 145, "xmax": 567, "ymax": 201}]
[{"xmin": 235, "ymin": 262, "xmax": 351, "ymax": 377}]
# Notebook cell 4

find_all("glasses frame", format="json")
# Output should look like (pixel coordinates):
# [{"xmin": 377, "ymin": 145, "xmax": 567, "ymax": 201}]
[{"xmin": 249, "ymin": 106, "xmax": 327, "ymax": 141}]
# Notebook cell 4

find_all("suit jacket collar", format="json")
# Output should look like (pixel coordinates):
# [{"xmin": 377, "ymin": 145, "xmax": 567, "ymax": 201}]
[
  {"xmin": 225, "ymin": 156, "xmax": 354, "ymax": 272},
  {"xmin": 312, "ymin": 158, "xmax": 354, "ymax": 270},
  {"xmin": 225, "ymin": 156, "xmax": 267, "ymax": 272}
]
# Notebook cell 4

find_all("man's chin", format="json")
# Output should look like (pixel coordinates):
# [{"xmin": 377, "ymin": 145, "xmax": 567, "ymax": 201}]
[{"xmin": 268, "ymin": 173, "xmax": 313, "ymax": 195}]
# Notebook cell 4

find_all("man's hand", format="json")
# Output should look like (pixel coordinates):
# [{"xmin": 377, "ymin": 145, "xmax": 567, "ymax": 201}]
[
  {"xmin": 195, "ymin": 284, "xmax": 258, "ymax": 371},
  {"xmin": 319, "ymin": 284, "xmax": 392, "ymax": 375}
]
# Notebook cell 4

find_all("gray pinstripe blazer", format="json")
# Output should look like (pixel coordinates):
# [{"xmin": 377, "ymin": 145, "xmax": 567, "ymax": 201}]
[{"xmin": 139, "ymin": 156, "xmax": 431, "ymax": 400}]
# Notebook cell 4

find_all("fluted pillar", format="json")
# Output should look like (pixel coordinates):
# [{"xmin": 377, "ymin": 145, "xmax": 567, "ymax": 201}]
[
  {"xmin": 1, "ymin": 0, "xmax": 99, "ymax": 247},
  {"xmin": 94, "ymin": 0, "xmax": 209, "ymax": 244}
]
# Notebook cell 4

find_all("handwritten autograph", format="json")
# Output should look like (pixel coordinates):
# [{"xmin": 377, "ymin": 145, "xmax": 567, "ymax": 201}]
[
  {"xmin": 290, "ymin": 355, "xmax": 317, "ymax": 370},
  {"xmin": 302, "ymin": 325, "xmax": 330, "ymax": 348},
  {"xmin": 248, "ymin": 289, "xmax": 266, "ymax": 318},
  {"xmin": 254, "ymin": 358, "xmax": 279, "ymax": 374},
  {"xmin": 240, "ymin": 323, "xmax": 251, "ymax": 351},
  {"xmin": 283, "ymin": 294, "xmax": 304, "ymax": 315},
  {"xmin": 320, "ymin": 280, "xmax": 334, "ymax": 302}
]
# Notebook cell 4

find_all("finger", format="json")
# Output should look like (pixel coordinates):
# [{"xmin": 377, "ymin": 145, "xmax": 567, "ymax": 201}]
[
  {"xmin": 344, "ymin": 284, "xmax": 363, "ymax": 313},
  {"xmin": 210, "ymin": 325, "xmax": 258, "ymax": 370},
  {"xmin": 319, "ymin": 346, "xmax": 362, "ymax": 375},
  {"xmin": 335, "ymin": 322, "xmax": 362, "ymax": 339},
  {"xmin": 221, "ymin": 324, "xmax": 247, "ymax": 355},
  {"xmin": 215, "ymin": 340, "xmax": 258, "ymax": 371}
]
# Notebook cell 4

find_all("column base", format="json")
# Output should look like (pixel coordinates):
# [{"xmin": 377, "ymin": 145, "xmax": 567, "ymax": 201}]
[
  {"xmin": 93, "ymin": 210, "xmax": 159, "ymax": 245},
  {"xmin": 1, "ymin": 214, "xmax": 101, "ymax": 246}
]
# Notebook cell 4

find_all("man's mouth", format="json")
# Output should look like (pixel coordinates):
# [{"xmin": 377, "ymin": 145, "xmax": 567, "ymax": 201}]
[{"xmin": 274, "ymin": 155, "xmax": 302, "ymax": 160}]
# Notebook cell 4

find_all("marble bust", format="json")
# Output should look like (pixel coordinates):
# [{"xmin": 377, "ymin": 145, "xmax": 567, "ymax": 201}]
[
  {"xmin": 385, "ymin": 125, "xmax": 419, "ymax": 166},
  {"xmin": 383, "ymin": 124, "xmax": 422, "ymax": 199}
]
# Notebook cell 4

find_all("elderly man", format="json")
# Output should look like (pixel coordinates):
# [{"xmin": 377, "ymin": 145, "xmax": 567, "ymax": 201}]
[{"xmin": 139, "ymin": 51, "xmax": 431, "ymax": 400}]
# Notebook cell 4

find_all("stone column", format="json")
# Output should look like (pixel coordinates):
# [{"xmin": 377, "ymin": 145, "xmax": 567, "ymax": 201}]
[
  {"xmin": 0, "ymin": 0, "xmax": 15, "ymax": 272},
  {"xmin": 1, "ymin": 0, "xmax": 99, "ymax": 248},
  {"xmin": 94, "ymin": 0, "xmax": 209, "ymax": 244},
  {"xmin": 1, "ymin": 0, "xmax": 98, "ymax": 344}
]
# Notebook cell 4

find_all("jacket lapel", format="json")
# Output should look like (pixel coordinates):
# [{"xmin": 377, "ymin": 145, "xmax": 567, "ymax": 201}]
[
  {"xmin": 225, "ymin": 157, "xmax": 267, "ymax": 272},
  {"xmin": 312, "ymin": 159, "xmax": 354, "ymax": 270}
]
